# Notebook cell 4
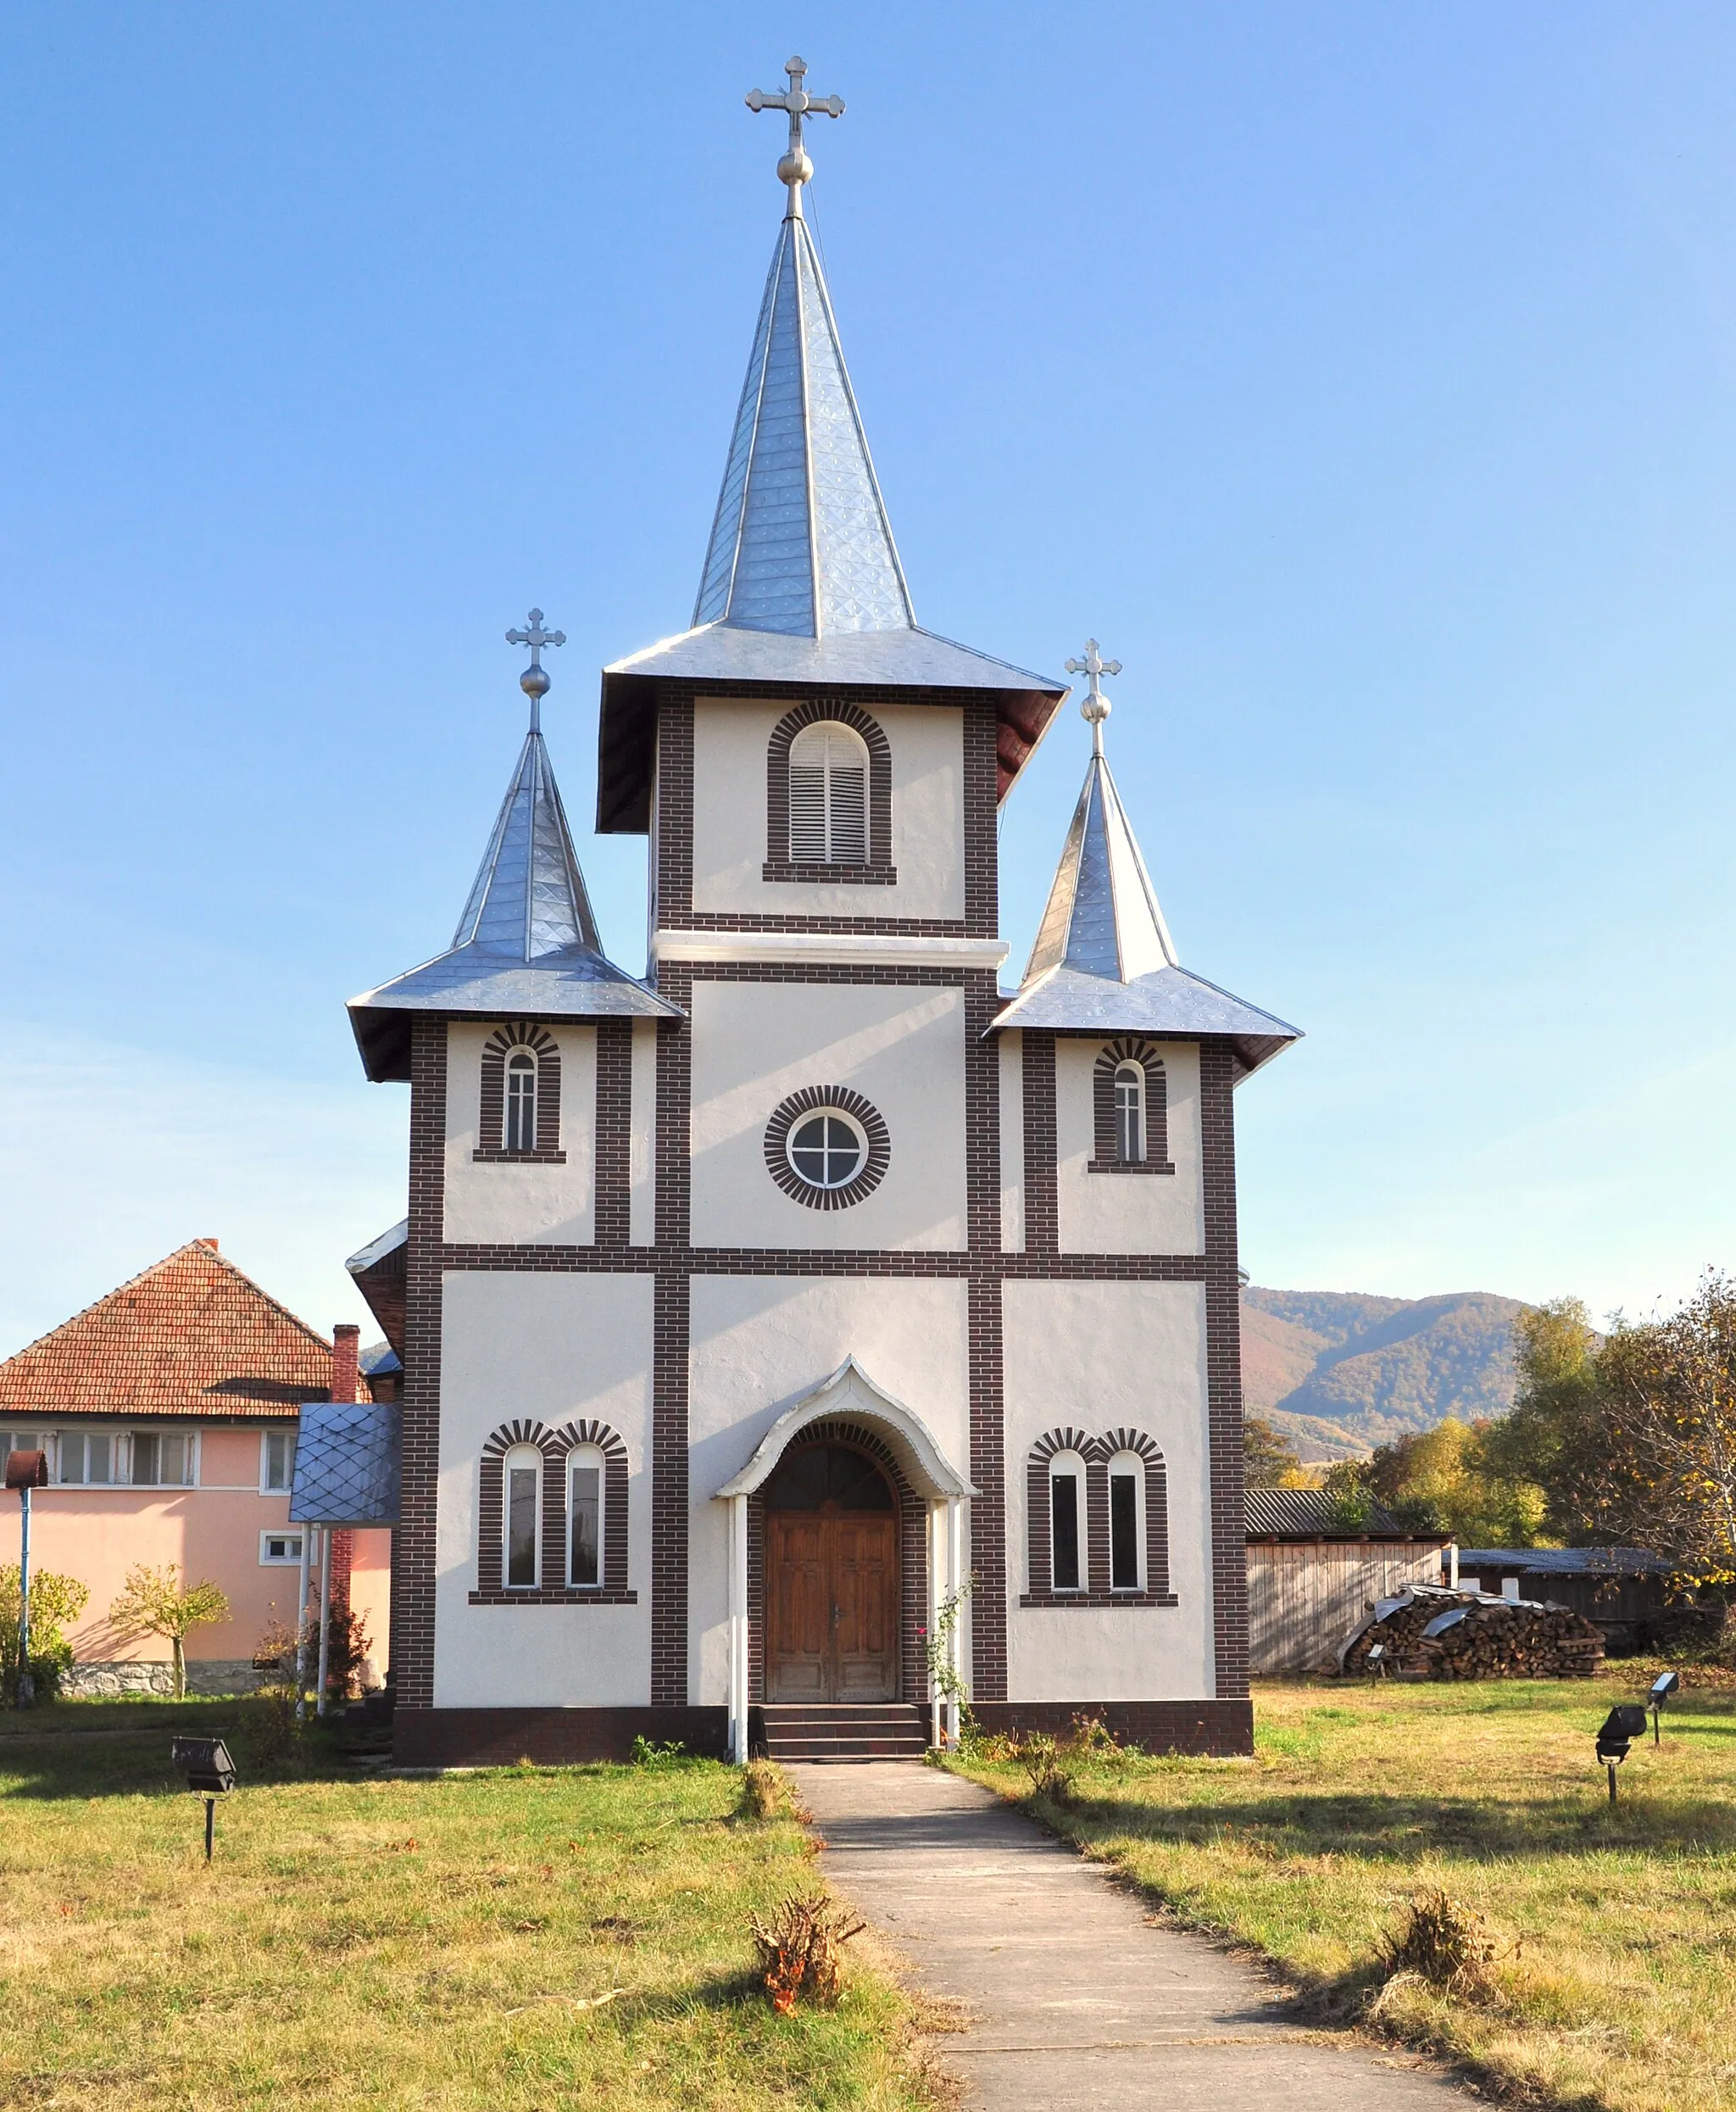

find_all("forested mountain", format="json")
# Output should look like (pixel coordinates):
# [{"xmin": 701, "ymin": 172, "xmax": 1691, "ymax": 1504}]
[{"xmin": 1241, "ymin": 1287, "xmax": 1527, "ymax": 1460}]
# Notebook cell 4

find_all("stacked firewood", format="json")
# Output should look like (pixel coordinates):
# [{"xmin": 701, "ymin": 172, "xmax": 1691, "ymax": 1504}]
[{"xmin": 1341, "ymin": 1586, "xmax": 1605, "ymax": 1680}]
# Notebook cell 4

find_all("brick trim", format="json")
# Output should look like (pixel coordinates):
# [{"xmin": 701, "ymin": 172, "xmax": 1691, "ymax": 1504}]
[
  {"xmin": 654, "ymin": 694, "xmax": 695, "ymax": 928},
  {"xmin": 691, "ymin": 961, "xmax": 965, "ymax": 989},
  {"xmin": 1200, "ymin": 1039, "xmax": 1249, "ymax": 1701},
  {"xmin": 1088, "ymin": 1038, "xmax": 1174, "ymax": 1175},
  {"xmin": 962, "ymin": 697, "xmax": 999, "ymax": 939},
  {"xmin": 474, "ymin": 1023, "xmax": 566, "ymax": 1163},
  {"xmin": 677, "ymin": 911, "xmax": 968, "ymax": 937},
  {"xmin": 1019, "ymin": 1425, "xmax": 1177, "ymax": 1608},
  {"xmin": 1021, "ymin": 1034, "xmax": 1059, "ymax": 1257},
  {"xmin": 967, "ymin": 1274, "xmax": 1008, "ymax": 1698},
  {"xmin": 594, "ymin": 1019, "xmax": 632, "ymax": 1245},
  {"xmin": 473, "ymin": 1416, "xmax": 634, "ymax": 1602},
  {"xmin": 394, "ymin": 1017, "xmax": 448, "ymax": 1710},
  {"xmin": 438, "ymin": 1244, "xmax": 1211, "ymax": 1280},
  {"xmin": 762, "ymin": 1086, "xmax": 891, "ymax": 1211},
  {"xmin": 764, "ymin": 699, "xmax": 896, "ymax": 884},
  {"xmin": 650, "ymin": 1272, "xmax": 690, "ymax": 1703}
]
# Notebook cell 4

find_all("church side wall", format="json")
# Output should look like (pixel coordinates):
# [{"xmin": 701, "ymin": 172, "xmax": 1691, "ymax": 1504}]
[
  {"xmin": 1002, "ymin": 1279, "xmax": 1215, "ymax": 1701},
  {"xmin": 686, "ymin": 1274, "xmax": 972, "ymax": 1706},
  {"xmin": 1054, "ymin": 1038, "xmax": 1204, "ymax": 1255},
  {"xmin": 431, "ymin": 1270, "xmax": 654, "ymax": 1708},
  {"xmin": 687, "ymin": 980, "xmax": 967, "ymax": 1251},
  {"xmin": 690, "ymin": 698, "xmax": 965, "ymax": 920},
  {"xmin": 442, "ymin": 1023, "xmax": 598, "ymax": 1245}
]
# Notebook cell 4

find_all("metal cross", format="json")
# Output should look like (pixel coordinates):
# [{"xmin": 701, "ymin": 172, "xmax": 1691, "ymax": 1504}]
[
  {"xmin": 506, "ymin": 608, "xmax": 565, "ymax": 727},
  {"xmin": 1066, "ymin": 638, "xmax": 1121, "ymax": 751},
  {"xmin": 747, "ymin": 56, "xmax": 843, "ymax": 215}
]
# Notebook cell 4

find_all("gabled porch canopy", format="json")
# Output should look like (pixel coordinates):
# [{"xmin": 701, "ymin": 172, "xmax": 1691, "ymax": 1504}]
[{"xmin": 715, "ymin": 1356, "xmax": 976, "ymax": 1504}]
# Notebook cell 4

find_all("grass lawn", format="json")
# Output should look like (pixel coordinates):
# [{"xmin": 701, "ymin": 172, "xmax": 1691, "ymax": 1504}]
[
  {"xmin": 0, "ymin": 1700, "xmax": 932, "ymax": 2111},
  {"xmin": 953, "ymin": 1673, "xmax": 1736, "ymax": 2112}
]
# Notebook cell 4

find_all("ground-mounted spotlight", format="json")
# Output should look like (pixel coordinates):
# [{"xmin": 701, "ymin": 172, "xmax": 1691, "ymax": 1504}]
[
  {"xmin": 1365, "ymin": 1641, "xmax": 1387, "ymax": 1681},
  {"xmin": 170, "ymin": 1737, "xmax": 236, "ymax": 1861},
  {"xmin": 1648, "ymin": 1670, "xmax": 1680, "ymax": 1746},
  {"xmin": 1594, "ymin": 1705, "xmax": 1650, "ymax": 1804}
]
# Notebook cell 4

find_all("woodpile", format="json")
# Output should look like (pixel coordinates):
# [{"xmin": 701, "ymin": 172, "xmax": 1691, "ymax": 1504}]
[{"xmin": 1341, "ymin": 1585, "xmax": 1605, "ymax": 1680}]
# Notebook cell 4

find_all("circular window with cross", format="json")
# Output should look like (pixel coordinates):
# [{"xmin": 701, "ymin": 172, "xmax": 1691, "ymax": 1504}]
[{"xmin": 764, "ymin": 1087, "xmax": 891, "ymax": 1211}]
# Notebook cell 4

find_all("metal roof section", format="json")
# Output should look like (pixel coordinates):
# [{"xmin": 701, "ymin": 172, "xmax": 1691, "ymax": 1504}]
[
  {"xmin": 349, "ymin": 619, "xmax": 682, "ymax": 1082},
  {"xmin": 594, "ymin": 59, "xmax": 1068, "ymax": 833},
  {"xmin": 991, "ymin": 645, "xmax": 1302, "ymax": 1076},
  {"xmin": 345, "ymin": 1220, "xmax": 407, "ymax": 1277},
  {"xmin": 291, "ymin": 1398, "xmax": 402, "ymax": 1527}
]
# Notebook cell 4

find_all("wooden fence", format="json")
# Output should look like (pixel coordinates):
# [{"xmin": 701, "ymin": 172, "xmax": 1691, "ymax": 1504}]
[{"xmin": 1247, "ymin": 1537, "xmax": 1450, "ymax": 1674}]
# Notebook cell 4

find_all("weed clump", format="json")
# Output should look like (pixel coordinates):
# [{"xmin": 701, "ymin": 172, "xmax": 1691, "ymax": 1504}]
[
  {"xmin": 748, "ymin": 1892, "xmax": 865, "ymax": 2014},
  {"xmin": 740, "ymin": 1758, "xmax": 788, "ymax": 1819},
  {"xmin": 629, "ymin": 1736, "xmax": 689, "ymax": 1769},
  {"xmin": 1005, "ymin": 1715, "xmax": 1126, "ymax": 1803},
  {"xmin": 1381, "ymin": 1889, "xmax": 1496, "ymax": 1993}
]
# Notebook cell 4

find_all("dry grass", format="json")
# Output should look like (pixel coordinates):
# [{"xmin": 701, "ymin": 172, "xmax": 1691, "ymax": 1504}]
[
  {"xmin": 0, "ymin": 1698, "xmax": 932, "ymax": 2110},
  {"xmin": 954, "ymin": 1675, "xmax": 1736, "ymax": 2112}
]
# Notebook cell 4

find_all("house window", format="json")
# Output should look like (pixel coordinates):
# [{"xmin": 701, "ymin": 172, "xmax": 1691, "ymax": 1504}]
[
  {"xmin": 131, "ymin": 1431, "xmax": 194, "ymax": 1487},
  {"xmin": 504, "ymin": 1050, "xmax": 537, "ymax": 1152},
  {"xmin": 504, "ymin": 1443, "xmax": 541, "ymax": 1589},
  {"xmin": 263, "ymin": 1429, "xmax": 297, "ymax": 1493},
  {"xmin": 0, "ymin": 1432, "xmax": 42, "ymax": 1473},
  {"xmin": 764, "ymin": 1087, "xmax": 892, "ymax": 1211},
  {"xmin": 1049, "ymin": 1451, "xmax": 1086, "ymax": 1591},
  {"xmin": 1110, "ymin": 1451, "xmax": 1143, "ymax": 1590},
  {"xmin": 568, "ymin": 1444, "xmax": 605, "ymax": 1588},
  {"xmin": 1115, "ymin": 1062, "xmax": 1144, "ymax": 1162},
  {"xmin": 787, "ymin": 722, "xmax": 869, "ymax": 864},
  {"xmin": 260, "ymin": 1531, "xmax": 304, "ymax": 1566},
  {"xmin": 57, "ymin": 1431, "xmax": 115, "ymax": 1485},
  {"xmin": 787, "ymin": 1109, "xmax": 867, "ymax": 1190}
]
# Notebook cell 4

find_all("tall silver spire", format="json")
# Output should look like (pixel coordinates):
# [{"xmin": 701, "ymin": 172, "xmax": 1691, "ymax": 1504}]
[
  {"xmin": 693, "ymin": 58, "xmax": 915, "ymax": 639},
  {"xmin": 994, "ymin": 646, "xmax": 1301, "ymax": 1074}
]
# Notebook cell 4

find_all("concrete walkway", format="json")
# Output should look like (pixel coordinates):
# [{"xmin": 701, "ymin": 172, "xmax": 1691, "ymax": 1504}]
[{"xmin": 786, "ymin": 1762, "xmax": 1473, "ymax": 2111}]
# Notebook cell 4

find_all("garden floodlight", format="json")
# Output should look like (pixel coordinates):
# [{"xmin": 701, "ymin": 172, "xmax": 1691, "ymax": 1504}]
[
  {"xmin": 1595, "ymin": 1704, "xmax": 1650, "ymax": 1804},
  {"xmin": 1366, "ymin": 1641, "xmax": 1386, "ymax": 1680},
  {"xmin": 1648, "ymin": 1669, "xmax": 1680, "ymax": 1746},
  {"xmin": 6, "ymin": 1451, "xmax": 47, "ymax": 1710},
  {"xmin": 170, "ymin": 1737, "xmax": 236, "ymax": 1861}
]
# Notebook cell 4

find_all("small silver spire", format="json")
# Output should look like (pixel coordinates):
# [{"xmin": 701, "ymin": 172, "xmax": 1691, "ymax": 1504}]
[
  {"xmin": 505, "ymin": 608, "xmax": 566, "ymax": 732},
  {"xmin": 747, "ymin": 56, "xmax": 843, "ymax": 220},
  {"xmin": 1065, "ymin": 638, "xmax": 1122, "ymax": 755}
]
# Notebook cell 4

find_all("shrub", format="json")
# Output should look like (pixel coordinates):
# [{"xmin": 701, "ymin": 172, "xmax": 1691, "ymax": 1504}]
[
  {"xmin": 107, "ymin": 1565, "xmax": 229, "ymax": 1698},
  {"xmin": 748, "ymin": 1892, "xmax": 865, "ymax": 2014},
  {"xmin": 740, "ymin": 1758, "xmax": 787, "ymax": 1819},
  {"xmin": 0, "ymin": 1564, "xmax": 88, "ymax": 1705}
]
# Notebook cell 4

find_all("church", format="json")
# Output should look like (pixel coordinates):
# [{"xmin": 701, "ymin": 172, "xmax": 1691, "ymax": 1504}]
[{"xmin": 342, "ymin": 60, "xmax": 1299, "ymax": 1766}]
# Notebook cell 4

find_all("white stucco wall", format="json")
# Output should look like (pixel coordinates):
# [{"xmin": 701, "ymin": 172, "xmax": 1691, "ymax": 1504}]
[
  {"xmin": 434, "ymin": 1271, "xmax": 654, "ymax": 1707},
  {"xmin": 687, "ymin": 1274, "xmax": 973, "ymax": 1705},
  {"xmin": 442, "ymin": 1023, "xmax": 598, "ymax": 1245},
  {"xmin": 1054, "ymin": 1039, "xmax": 1204, "ymax": 1256},
  {"xmin": 1003, "ymin": 1279, "xmax": 1214, "ymax": 1701},
  {"xmin": 688, "ymin": 981, "xmax": 968, "ymax": 1251},
  {"xmin": 690, "ymin": 697, "xmax": 965, "ymax": 920}
]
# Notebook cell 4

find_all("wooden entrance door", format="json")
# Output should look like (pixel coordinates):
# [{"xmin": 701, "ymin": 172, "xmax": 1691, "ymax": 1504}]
[{"xmin": 763, "ymin": 1443, "xmax": 899, "ymax": 1703}]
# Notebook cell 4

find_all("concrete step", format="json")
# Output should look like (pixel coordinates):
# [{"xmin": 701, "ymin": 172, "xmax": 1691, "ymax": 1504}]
[{"xmin": 758, "ymin": 1702, "xmax": 930, "ymax": 1763}]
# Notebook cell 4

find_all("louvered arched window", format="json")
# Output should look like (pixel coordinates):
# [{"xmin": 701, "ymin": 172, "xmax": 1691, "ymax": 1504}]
[{"xmin": 787, "ymin": 722, "xmax": 869, "ymax": 865}]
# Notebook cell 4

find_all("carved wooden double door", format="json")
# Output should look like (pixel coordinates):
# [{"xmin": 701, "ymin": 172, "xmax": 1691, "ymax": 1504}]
[{"xmin": 763, "ymin": 1442, "xmax": 899, "ymax": 1704}]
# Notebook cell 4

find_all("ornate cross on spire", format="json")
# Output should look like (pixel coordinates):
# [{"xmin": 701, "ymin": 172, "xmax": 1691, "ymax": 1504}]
[
  {"xmin": 1066, "ymin": 638, "xmax": 1122, "ymax": 755},
  {"xmin": 506, "ymin": 608, "xmax": 566, "ymax": 730},
  {"xmin": 746, "ymin": 56, "xmax": 843, "ymax": 218}
]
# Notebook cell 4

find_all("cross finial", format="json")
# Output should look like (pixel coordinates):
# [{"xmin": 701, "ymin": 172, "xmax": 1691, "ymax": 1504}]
[
  {"xmin": 1065, "ymin": 639, "xmax": 1122, "ymax": 755},
  {"xmin": 505, "ymin": 608, "xmax": 566, "ymax": 730},
  {"xmin": 746, "ymin": 56, "xmax": 844, "ymax": 219}
]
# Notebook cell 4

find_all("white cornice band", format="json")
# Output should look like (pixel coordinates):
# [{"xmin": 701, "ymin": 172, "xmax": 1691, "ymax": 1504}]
[{"xmin": 651, "ymin": 928, "xmax": 1011, "ymax": 969}]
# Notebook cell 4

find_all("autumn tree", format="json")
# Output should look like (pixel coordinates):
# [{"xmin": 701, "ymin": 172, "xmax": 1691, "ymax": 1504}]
[
  {"xmin": 0, "ymin": 1565, "xmax": 88, "ymax": 1704},
  {"xmin": 1480, "ymin": 1299, "xmax": 1609, "ymax": 1543},
  {"xmin": 1243, "ymin": 1414, "xmax": 1301, "ymax": 1488},
  {"xmin": 1364, "ymin": 1419, "xmax": 1547, "ymax": 1546},
  {"xmin": 108, "ymin": 1565, "xmax": 230, "ymax": 1698}
]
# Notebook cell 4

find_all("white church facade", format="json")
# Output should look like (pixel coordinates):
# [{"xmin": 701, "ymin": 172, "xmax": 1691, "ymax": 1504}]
[{"xmin": 344, "ymin": 62, "xmax": 1299, "ymax": 1766}]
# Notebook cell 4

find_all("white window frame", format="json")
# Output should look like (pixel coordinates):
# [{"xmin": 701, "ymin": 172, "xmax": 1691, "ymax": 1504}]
[
  {"xmin": 1048, "ymin": 1449, "xmax": 1087, "ymax": 1594},
  {"xmin": 55, "ymin": 1429, "xmax": 119, "ymax": 1485},
  {"xmin": 1115, "ymin": 1062, "xmax": 1145, "ymax": 1163},
  {"xmin": 787, "ymin": 721, "xmax": 871, "ymax": 864},
  {"xmin": 567, "ymin": 1443, "xmax": 606, "ymax": 1590},
  {"xmin": 126, "ymin": 1428, "xmax": 198, "ymax": 1489},
  {"xmin": 504, "ymin": 1442, "xmax": 542, "ymax": 1591},
  {"xmin": 261, "ymin": 1427, "xmax": 298, "ymax": 1495},
  {"xmin": 504, "ymin": 1047, "xmax": 539, "ymax": 1152},
  {"xmin": 1108, "ymin": 1450, "xmax": 1144, "ymax": 1591},
  {"xmin": 259, "ymin": 1530, "xmax": 305, "ymax": 1566},
  {"xmin": 785, "ymin": 1106, "xmax": 870, "ymax": 1191}
]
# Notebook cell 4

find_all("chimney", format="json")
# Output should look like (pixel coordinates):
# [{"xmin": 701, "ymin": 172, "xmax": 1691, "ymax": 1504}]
[
  {"xmin": 198, "ymin": 1237, "xmax": 220, "ymax": 1251},
  {"xmin": 331, "ymin": 1323, "xmax": 361, "ymax": 1405}
]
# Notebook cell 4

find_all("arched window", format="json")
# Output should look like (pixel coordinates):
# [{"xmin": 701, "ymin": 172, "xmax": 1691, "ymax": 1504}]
[
  {"xmin": 1048, "ymin": 1449, "xmax": 1087, "ymax": 1592},
  {"xmin": 504, "ymin": 1050, "xmax": 537, "ymax": 1153},
  {"xmin": 1114, "ymin": 1062, "xmax": 1144, "ymax": 1163},
  {"xmin": 787, "ymin": 722, "xmax": 869, "ymax": 864},
  {"xmin": 1108, "ymin": 1449, "xmax": 1144, "ymax": 1590},
  {"xmin": 567, "ymin": 1442, "xmax": 605, "ymax": 1588},
  {"xmin": 503, "ymin": 1444, "xmax": 541, "ymax": 1590}
]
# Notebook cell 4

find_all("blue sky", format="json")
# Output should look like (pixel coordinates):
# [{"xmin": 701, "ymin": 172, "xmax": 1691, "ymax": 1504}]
[{"xmin": 3, "ymin": 2, "xmax": 1734, "ymax": 1352}]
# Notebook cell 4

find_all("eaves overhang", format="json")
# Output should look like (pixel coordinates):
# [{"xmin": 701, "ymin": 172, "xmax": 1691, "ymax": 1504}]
[
  {"xmin": 596, "ymin": 625, "xmax": 1067, "ymax": 834},
  {"xmin": 986, "ymin": 962, "xmax": 1302, "ymax": 1078}
]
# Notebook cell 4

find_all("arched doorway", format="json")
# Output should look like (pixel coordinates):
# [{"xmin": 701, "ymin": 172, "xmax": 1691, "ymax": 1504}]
[{"xmin": 763, "ymin": 1441, "xmax": 899, "ymax": 1702}]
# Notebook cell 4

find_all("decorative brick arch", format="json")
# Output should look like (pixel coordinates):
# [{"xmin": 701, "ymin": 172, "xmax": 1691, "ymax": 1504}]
[
  {"xmin": 1089, "ymin": 1038, "xmax": 1174, "ymax": 1175},
  {"xmin": 747, "ymin": 1418, "xmax": 926, "ymax": 1708},
  {"xmin": 763, "ymin": 699, "xmax": 897, "ymax": 885},
  {"xmin": 475, "ymin": 1023, "xmax": 565, "ymax": 1163},
  {"xmin": 763, "ymin": 1085, "xmax": 892, "ymax": 1212},
  {"xmin": 471, "ymin": 1416, "xmax": 635, "ymax": 1605},
  {"xmin": 1021, "ymin": 1425, "xmax": 1177, "ymax": 1608}
]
